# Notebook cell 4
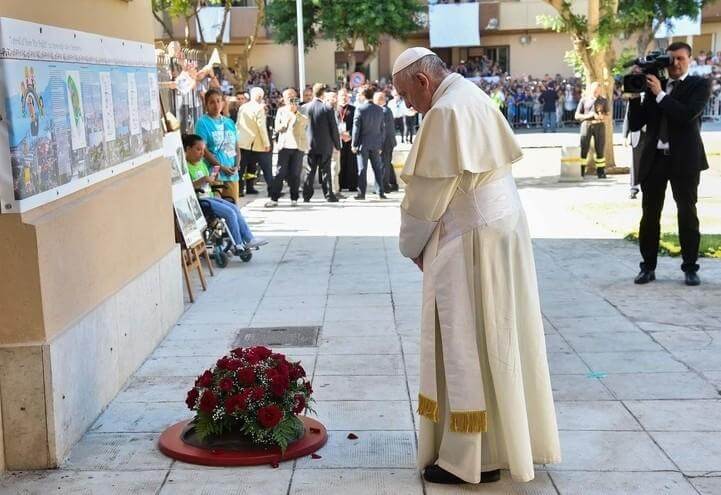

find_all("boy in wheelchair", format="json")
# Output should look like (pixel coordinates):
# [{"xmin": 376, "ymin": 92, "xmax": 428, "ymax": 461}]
[{"xmin": 183, "ymin": 134, "xmax": 268, "ymax": 264}]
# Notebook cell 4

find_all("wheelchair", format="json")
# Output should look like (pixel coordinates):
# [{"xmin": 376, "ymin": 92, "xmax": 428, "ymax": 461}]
[{"xmin": 198, "ymin": 198, "xmax": 253, "ymax": 268}]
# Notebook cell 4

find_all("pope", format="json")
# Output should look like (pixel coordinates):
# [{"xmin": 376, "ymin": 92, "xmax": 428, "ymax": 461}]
[{"xmin": 393, "ymin": 47, "xmax": 561, "ymax": 485}]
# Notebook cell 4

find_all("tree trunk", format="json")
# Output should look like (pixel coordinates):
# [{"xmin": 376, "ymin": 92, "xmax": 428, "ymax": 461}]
[{"xmin": 153, "ymin": 10, "xmax": 175, "ymax": 41}]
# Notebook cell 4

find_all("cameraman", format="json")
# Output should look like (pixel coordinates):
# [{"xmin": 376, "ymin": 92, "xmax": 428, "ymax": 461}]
[{"xmin": 628, "ymin": 42, "xmax": 710, "ymax": 286}]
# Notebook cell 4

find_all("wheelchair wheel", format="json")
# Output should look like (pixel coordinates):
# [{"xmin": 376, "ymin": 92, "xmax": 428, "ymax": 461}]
[
  {"xmin": 214, "ymin": 246, "xmax": 229, "ymax": 268},
  {"xmin": 239, "ymin": 249, "xmax": 253, "ymax": 263}
]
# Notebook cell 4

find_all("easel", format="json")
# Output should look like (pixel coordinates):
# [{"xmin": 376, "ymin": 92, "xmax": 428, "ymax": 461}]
[{"xmin": 176, "ymin": 221, "xmax": 214, "ymax": 303}]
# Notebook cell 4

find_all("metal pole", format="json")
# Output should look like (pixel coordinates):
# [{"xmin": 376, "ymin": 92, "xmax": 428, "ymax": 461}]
[{"xmin": 296, "ymin": 0, "xmax": 306, "ymax": 91}]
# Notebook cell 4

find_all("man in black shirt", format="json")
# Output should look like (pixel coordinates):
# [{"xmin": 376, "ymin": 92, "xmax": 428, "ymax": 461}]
[{"xmin": 539, "ymin": 82, "xmax": 559, "ymax": 133}]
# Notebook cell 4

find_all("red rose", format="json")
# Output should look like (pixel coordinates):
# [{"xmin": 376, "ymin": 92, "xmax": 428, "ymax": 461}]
[
  {"xmin": 247, "ymin": 346, "xmax": 273, "ymax": 363},
  {"xmin": 292, "ymin": 394, "xmax": 306, "ymax": 414},
  {"xmin": 289, "ymin": 363, "xmax": 306, "ymax": 380},
  {"xmin": 271, "ymin": 353, "xmax": 286, "ymax": 362},
  {"xmin": 230, "ymin": 347, "xmax": 245, "ymax": 358},
  {"xmin": 276, "ymin": 361, "xmax": 290, "ymax": 379},
  {"xmin": 266, "ymin": 368, "xmax": 280, "ymax": 382},
  {"xmin": 219, "ymin": 377, "xmax": 234, "ymax": 392},
  {"xmin": 195, "ymin": 370, "xmax": 213, "ymax": 388},
  {"xmin": 224, "ymin": 393, "xmax": 248, "ymax": 414},
  {"xmin": 245, "ymin": 352, "xmax": 261, "ymax": 365},
  {"xmin": 270, "ymin": 379, "xmax": 288, "ymax": 397},
  {"xmin": 251, "ymin": 386, "xmax": 265, "ymax": 401},
  {"xmin": 257, "ymin": 404, "xmax": 283, "ymax": 428},
  {"xmin": 185, "ymin": 388, "xmax": 199, "ymax": 409},
  {"xmin": 199, "ymin": 390, "xmax": 218, "ymax": 414},
  {"xmin": 237, "ymin": 367, "xmax": 255, "ymax": 385},
  {"xmin": 304, "ymin": 381, "xmax": 313, "ymax": 395}
]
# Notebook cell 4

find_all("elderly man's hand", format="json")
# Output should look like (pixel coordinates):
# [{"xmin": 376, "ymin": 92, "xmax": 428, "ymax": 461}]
[{"xmin": 645, "ymin": 75, "xmax": 663, "ymax": 96}]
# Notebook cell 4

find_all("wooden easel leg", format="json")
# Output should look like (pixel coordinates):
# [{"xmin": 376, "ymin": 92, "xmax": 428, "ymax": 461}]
[
  {"xmin": 193, "ymin": 244, "xmax": 208, "ymax": 291},
  {"xmin": 200, "ymin": 244, "xmax": 214, "ymax": 277},
  {"xmin": 181, "ymin": 249, "xmax": 195, "ymax": 303}
]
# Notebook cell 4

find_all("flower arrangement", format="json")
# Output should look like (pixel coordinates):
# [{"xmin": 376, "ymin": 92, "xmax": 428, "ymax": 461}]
[{"xmin": 185, "ymin": 346, "xmax": 314, "ymax": 451}]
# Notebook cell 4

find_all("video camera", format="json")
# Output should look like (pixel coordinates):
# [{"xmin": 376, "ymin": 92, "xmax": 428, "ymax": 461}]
[{"xmin": 622, "ymin": 51, "xmax": 673, "ymax": 94}]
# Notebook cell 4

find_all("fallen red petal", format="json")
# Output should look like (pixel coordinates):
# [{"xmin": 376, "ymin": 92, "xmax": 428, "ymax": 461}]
[
  {"xmin": 347, "ymin": 433, "xmax": 359, "ymax": 439},
  {"xmin": 311, "ymin": 453, "xmax": 322, "ymax": 459},
  {"xmin": 271, "ymin": 461, "xmax": 280, "ymax": 468}
]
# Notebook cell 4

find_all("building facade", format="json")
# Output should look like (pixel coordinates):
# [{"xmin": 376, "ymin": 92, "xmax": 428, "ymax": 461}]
[{"xmin": 154, "ymin": 0, "xmax": 721, "ymax": 89}]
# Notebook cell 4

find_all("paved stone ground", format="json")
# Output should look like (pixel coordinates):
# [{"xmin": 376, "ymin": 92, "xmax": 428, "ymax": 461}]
[{"xmin": 2, "ymin": 149, "xmax": 720, "ymax": 494}]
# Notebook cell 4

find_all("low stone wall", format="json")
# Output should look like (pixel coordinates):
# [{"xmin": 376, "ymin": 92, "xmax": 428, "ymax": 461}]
[{"xmin": 0, "ymin": 247, "xmax": 183, "ymax": 470}]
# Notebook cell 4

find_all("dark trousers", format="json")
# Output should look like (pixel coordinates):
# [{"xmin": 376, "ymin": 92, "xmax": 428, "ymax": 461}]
[
  {"xmin": 339, "ymin": 142, "xmax": 357, "ymax": 191},
  {"xmin": 580, "ymin": 122, "xmax": 605, "ymax": 160},
  {"xmin": 357, "ymin": 148, "xmax": 385, "ymax": 196},
  {"xmin": 404, "ymin": 115, "xmax": 417, "ymax": 144},
  {"xmin": 639, "ymin": 152, "xmax": 701, "ymax": 273},
  {"xmin": 304, "ymin": 152, "xmax": 334, "ymax": 201},
  {"xmin": 382, "ymin": 144, "xmax": 397, "ymax": 191},
  {"xmin": 394, "ymin": 117, "xmax": 405, "ymax": 141},
  {"xmin": 270, "ymin": 148, "xmax": 303, "ymax": 201},
  {"xmin": 239, "ymin": 149, "xmax": 272, "ymax": 194}
]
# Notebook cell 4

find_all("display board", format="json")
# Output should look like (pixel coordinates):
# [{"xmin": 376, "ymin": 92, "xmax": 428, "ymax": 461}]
[
  {"xmin": 163, "ymin": 131, "xmax": 206, "ymax": 247},
  {"xmin": 429, "ymin": 3, "xmax": 480, "ymax": 48},
  {"xmin": 0, "ymin": 17, "xmax": 163, "ymax": 213}
]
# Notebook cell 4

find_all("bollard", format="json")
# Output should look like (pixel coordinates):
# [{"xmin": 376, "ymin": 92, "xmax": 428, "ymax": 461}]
[{"xmin": 559, "ymin": 145, "xmax": 584, "ymax": 182}]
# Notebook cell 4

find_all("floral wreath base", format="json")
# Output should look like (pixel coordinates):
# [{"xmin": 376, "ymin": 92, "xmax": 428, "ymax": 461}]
[{"xmin": 158, "ymin": 416, "xmax": 327, "ymax": 466}]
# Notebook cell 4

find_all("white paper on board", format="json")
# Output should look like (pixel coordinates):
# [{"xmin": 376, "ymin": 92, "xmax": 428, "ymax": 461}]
[
  {"xmin": 65, "ymin": 70, "xmax": 87, "ymax": 150},
  {"xmin": 99, "ymin": 72, "xmax": 117, "ymax": 142},
  {"xmin": 127, "ymin": 72, "xmax": 141, "ymax": 136}
]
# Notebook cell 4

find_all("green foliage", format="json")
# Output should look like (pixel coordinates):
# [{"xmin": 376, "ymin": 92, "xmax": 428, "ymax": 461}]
[
  {"xmin": 618, "ymin": 0, "xmax": 707, "ymax": 34},
  {"xmin": 266, "ymin": 0, "xmax": 423, "ymax": 54},
  {"xmin": 265, "ymin": 0, "xmax": 320, "ymax": 49},
  {"xmin": 563, "ymin": 50, "xmax": 585, "ymax": 80},
  {"xmin": 194, "ymin": 412, "xmax": 230, "ymax": 440},
  {"xmin": 613, "ymin": 48, "xmax": 637, "ymax": 77},
  {"xmin": 625, "ymin": 232, "xmax": 721, "ymax": 258},
  {"xmin": 271, "ymin": 416, "xmax": 304, "ymax": 454}
]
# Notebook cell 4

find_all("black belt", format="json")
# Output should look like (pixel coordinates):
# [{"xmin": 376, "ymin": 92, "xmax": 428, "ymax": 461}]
[{"xmin": 657, "ymin": 148, "xmax": 671, "ymax": 156}]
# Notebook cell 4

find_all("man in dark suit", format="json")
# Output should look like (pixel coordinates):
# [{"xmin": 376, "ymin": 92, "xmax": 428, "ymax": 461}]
[
  {"xmin": 375, "ymin": 91, "xmax": 399, "ymax": 192},
  {"xmin": 337, "ymin": 88, "xmax": 357, "ymax": 192},
  {"xmin": 303, "ymin": 83, "xmax": 341, "ymax": 202},
  {"xmin": 628, "ymin": 42, "xmax": 710, "ymax": 286},
  {"xmin": 352, "ymin": 86, "xmax": 386, "ymax": 200}
]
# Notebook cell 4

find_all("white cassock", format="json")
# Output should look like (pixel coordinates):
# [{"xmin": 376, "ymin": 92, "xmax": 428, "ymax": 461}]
[{"xmin": 399, "ymin": 73, "xmax": 562, "ymax": 483}]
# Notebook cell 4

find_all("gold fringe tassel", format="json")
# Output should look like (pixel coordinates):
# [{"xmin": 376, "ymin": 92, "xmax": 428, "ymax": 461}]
[
  {"xmin": 417, "ymin": 394, "xmax": 439, "ymax": 423},
  {"xmin": 450, "ymin": 410, "xmax": 487, "ymax": 433}
]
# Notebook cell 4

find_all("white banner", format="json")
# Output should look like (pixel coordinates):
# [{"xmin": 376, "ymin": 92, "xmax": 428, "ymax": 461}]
[
  {"xmin": 196, "ymin": 7, "xmax": 230, "ymax": 44},
  {"xmin": 654, "ymin": 16, "xmax": 701, "ymax": 38},
  {"xmin": 429, "ymin": 3, "xmax": 480, "ymax": 48}
]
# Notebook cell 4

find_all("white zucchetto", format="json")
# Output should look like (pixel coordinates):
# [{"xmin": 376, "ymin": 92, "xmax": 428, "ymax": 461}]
[{"xmin": 392, "ymin": 47, "xmax": 436, "ymax": 76}]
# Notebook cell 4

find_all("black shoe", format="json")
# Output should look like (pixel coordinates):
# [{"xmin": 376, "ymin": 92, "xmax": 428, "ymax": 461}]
[
  {"xmin": 480, "ymin": 469, "xmax": 501, "ymax": 483},
  {"xmin": 597, "ymin": 167, "xmax": 607, "ymax": 179},
  {"xmin": 354, "ymin": 194, "xmax": 365, "ymax": 200},
  {"xmin": 423, "ymin": 465, "xmax": 465, "ymax": 485},
  {"xmin": 390, "ymin": 185, "xmax": 399, "ymax": 192},
  {"xmin": 327, "ymin": 195, "xmax": 339, "ymax": 203},
  {"xmin": 303, "ymin": 198, "xmax": 311, "ymax": 203},
  {"xmin": 581, "ymin": 165, "xmax": 586, "ymax": 177},
  {"xmin": 246, "ymin": 189, "xmax": 259, "ymax": 195},
  {"xmin": 685, "ymin": 271, "xmax": 701, "ymax": 286},
  {"xmin": 379, "ymin": 193, "xmax": 388, "ymax": 199},
  {"xmin": 634, "ymin": 270, "xmax": 656, "ymax": 284}
]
